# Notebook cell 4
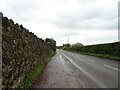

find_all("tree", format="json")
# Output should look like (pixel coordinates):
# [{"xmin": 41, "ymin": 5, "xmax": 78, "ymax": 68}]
[{"xmin": 45, "ymin": 38, "xmax": 56, "ymax": 51}]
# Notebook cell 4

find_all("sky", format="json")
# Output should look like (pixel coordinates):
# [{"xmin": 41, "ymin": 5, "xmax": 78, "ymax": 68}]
[{"xmin": 0, "ymin": 0, "xmax": 119, "ymax": 46}]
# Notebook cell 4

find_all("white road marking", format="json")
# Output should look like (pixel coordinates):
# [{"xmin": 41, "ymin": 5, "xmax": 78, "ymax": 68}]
[
  {"xmin": 57, "ymin": 51, "xmax": 60, "ymax": 55},
  {"xmin": 103, "ymin": 64, "xmax": 119, "ymax": 71},
  {"xmin": 61, "ymin": 52, "xmax": 107, "ymax": 88},
  {"xmin": 88, "ymin": 60, "xmax": 95, "ymax": 63},
  {"xmin": 59, "ymin": 54, "xmax": 65, "ymax": 65}
]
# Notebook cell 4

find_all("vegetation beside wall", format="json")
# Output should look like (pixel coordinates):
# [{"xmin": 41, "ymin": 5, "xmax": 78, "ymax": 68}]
[
  {"xmin": 18, "ymin": 51, "xmax": 56, "ymax": 88},
  {"xmin": 45, "ymin": 38, "xmax": 56, "ymax": 52}
]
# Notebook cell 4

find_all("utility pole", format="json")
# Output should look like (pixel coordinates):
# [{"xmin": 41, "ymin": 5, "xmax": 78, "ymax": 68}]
[{"xmin": 68, "ymin": 37, "xmax": 69, "ymax": 44}]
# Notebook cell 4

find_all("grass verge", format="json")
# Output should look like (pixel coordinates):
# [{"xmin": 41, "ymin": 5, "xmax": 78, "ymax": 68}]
[
  {"xmin": 81, "ymin": 52, "xmax": 120, "ymax": 61},
  {"xmin": 17, "ymin": 51, "xmax": 56, "ymax": 89},
  {"xmin": 63, "ymin": 49, "xmax": 120, "ymax": 61}
]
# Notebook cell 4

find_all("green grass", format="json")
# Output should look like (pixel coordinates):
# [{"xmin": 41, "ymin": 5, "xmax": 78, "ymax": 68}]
[
  {"xmin": 18, "ymin": 63, "xmax": 43, "ymax": 89},
  {"xmin": 81, "ymin": 52, "xmax": 120, "ymax": 61},
  {"xmin": 63, "ymin": 49, "xmax": 120, "ymax": 61},
  {"xmin": 17, "ymin": 51, "xmax": 56, "ymax": 89}
]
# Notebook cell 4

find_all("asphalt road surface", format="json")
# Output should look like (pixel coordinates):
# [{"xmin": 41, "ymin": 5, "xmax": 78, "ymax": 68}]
[{"xmin": 32, "ymin": 49, "xmax": 119, "ymax": 88}]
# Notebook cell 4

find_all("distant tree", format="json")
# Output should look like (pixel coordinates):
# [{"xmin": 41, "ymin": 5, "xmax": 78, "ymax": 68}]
[
  {"xmin": 45, "ymin": 38, "xmax": 56, "ymax": 51},
  {"xmin": 74, "ymin": 42, "xmax": 83, "ymax": 46},
  {"xmin": 63, "ymin": 44, "xmax": 71, "ymax": 47}
]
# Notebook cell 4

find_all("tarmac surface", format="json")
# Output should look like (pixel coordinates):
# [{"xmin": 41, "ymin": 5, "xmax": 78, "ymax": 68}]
[{"xmin": 32, "ymin": 49, "xmax": 119, "ymax": 88}]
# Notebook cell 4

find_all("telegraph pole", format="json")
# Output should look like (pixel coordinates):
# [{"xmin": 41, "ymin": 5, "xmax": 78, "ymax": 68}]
[{"xmin": 68, "ymin": 37, "xmax": 69, "ymax": 44}]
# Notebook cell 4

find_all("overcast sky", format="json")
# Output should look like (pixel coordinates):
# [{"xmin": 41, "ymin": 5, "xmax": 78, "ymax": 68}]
[{"xmin": 0, "ymin": 0, "xmax": 119, "ymax": 46}]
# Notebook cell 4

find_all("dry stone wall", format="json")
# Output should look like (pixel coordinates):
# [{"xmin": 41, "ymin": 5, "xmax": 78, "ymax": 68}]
[
  {"xmin": 2, "ymin": 15, "xmax": 52, "ymax": 88},
  {"xmin": 0, "ymin": 13, "xmax": 2, "ymax": 89}
]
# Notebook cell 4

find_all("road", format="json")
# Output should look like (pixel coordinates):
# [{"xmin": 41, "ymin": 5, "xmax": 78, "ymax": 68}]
[{"xmin": 32, "ymin": 49, "xmax": 119, "ymax": 88}]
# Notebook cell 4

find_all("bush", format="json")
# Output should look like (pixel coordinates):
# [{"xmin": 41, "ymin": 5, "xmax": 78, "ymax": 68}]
[
  {"xmin": 45, "ymin": 38, "xmax": 56, "ymax": 51},
  {"xmin": 63, "ymin": 42, "xmax": 120, "ymax": 57}
]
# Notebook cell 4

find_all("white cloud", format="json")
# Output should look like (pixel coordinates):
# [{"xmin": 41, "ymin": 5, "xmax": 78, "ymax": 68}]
[{"xmin": 0, "ymin": 0, "xmax": 119, "ymax": 46}]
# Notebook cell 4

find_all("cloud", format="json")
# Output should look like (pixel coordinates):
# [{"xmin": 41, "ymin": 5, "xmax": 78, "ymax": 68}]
[
  {"xmin": 0, "ymin": 0, "xmax": 118, "ymax": 46},
  {"xmin": 44, "ymin": 0, "xmax": 118, "ymax": 30},
  {"xmin": 0, "ymin": 0, "xmax": 41, "ymax": 23}
]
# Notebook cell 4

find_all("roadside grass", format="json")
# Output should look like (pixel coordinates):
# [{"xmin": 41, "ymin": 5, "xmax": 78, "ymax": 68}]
[
  {"xmin": 82, "ymin": 53, "xmax": 120, "ymax": 61},
  {"xmin": 17, "ymin": 51, "xmax": 56, "ymax": 89},
  {"xmin": 63, "ymin": 49, "xmax": 120, "ymax": 61}
]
